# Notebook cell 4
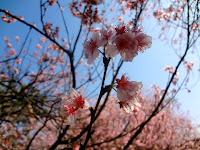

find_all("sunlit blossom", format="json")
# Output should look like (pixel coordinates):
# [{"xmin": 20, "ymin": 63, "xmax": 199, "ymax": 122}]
[
  {"xmin": 135, "ymin": 33, "xmax": 152, "ymax": 52},
  {"xmin": 40, "ymin": 37, "xmax": 46, "ymax": 43},
  {"xmin": 104, "ymin": 23, "xmax": 152, "ymax": 62},
  {"xmin": 36, "ymin": 44, "xmax": 42, "ymax": 49},
  {"xmin": 9, "ymin": 49, "xmax": 16, "ymax": 56},
  {"xmin": 83, "ymin": 32, "xmax": 106, "ymax": 64},
  {"xmin": 106, "ymin": 31, "xmax": 138, "ymax": 62},
  {"xmin": 15, "ymin": 36, "xmax": 20, "ymax": 41},
  {"xmin": 100, "ymin": 28, "xmax": 113, "ymax": 43},
  {"xmin": 116, "ymin": 75, "xmax": 142, "ymax": 113},
  {"xmin": 4, "ymin": 37, "xmax": 10, "ymax": 43},
  {"xmin": 7, "ymin": 43, "xmax": 12, "ymax": 48},
  {"xmin": 16, "ymin": 58, "xmax": 22, "ymax": 64},
  {"xmin": 62, "ymin": 88, "xmax": 89, "ymax": 124}
]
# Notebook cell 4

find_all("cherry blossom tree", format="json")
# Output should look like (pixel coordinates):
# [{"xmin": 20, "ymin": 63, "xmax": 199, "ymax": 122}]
[{"xmin": 0, "ymin": 0, "xmax": 200, "ymax": 149}]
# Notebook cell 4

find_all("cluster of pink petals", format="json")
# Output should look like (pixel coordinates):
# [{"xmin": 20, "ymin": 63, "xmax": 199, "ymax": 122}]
[
  {"xmin": 82, "ymin": 24, "xmax": 152, "ymax": 64},
  {"xmin": 82, "ymin": 32, "xmax": 106, "ymax": 64},
  {"xmin": 106, "ymin": 31, "xmax": 138, "ymax": 61},
  {"xmin": 62, "ymin": 88, "xmax": 89, "ymax": 124},
  {"xmin": 184, "ymin": 61, "xmax": 194, "ymax": 72},
  {"xmin": 116, "ymin": 75, "xmax": 142, "ymax": 113},
  {"xmin": 106, "ymin": 24, "xmax": 152, "ymax": 62},
  {"xmin": 15, "ymin": 36, "xmax": 20, "ymax": 41},
  {"xmin": 16, "ymin": 58, "xmax": 22, "ymax": 64},
  {"xmin": 164, "ymin": 65, "xmax": 174, "ymax": 74},
  {"xmin": 36, "ymin": 44, "xmax": 42, "ymax": 49},
  {"xmin": 9, "ymin": 49, "xmax": 16, "ymax": 56}
]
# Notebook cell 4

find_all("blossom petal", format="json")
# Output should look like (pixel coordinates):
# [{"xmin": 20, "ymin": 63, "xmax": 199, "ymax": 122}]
[
  {"xmin": 85, "ymin": 47, "xmax": 99, "ymax": 64},
  {"xmin": 105, "ymin": 45, "xmax": 119, "ymax": 57},
  {"xmin": 116, "ymin": 75, "xmax": 142, "ymax": 113},
  {"xmin": 83, "ymin": 100, "xmax": 90, "ymax": 109},
  {"xmin": 136, "ymin": 33, "xmax": 152, "ymax": 51},
  {"xmin": 62, "ymin": 88, "xmax": 79, "ymax": 107}
]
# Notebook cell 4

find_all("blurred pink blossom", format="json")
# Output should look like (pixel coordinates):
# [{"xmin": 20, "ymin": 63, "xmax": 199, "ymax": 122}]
[
  {"xmin": 40, "ymin": 37, "xmax": 46, "ymax": 43},
  {"xmin": 4, "ymin": 37, "xmax": 10, "ymax": 43},
  {"xmin": 16, "ymin": 58, "xmax": 22, "ymax": 64},
  {"xmin": 7, "ymin": 43, "xmax": 12, "ymax": 48},
  {"xmin": 9, "ymin": 49, "xmax": 16, "ymax": 56},
  {"xmin": 36, "ymin": 44, "xmax": 42, "ymax": 49},
  {"xmin": 15, "ymin": 36, "xmax": 20, "ymax": 41}
]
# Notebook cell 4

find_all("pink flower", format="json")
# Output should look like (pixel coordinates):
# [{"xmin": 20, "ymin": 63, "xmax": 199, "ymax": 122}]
[
  {"xmin": 172, "ymin": 76, "xmax": 179, "ymax": 85},
  {"xmin": 33, "ymin": 51, "xmax": 39, "ymax": 57},
  {"xmin": 116, "ymin": 75, "xmax": 142, "ymax": 113},
  {"xmin": 49, "ymin": 0, "xmax": 56, "ymax": 6},
  {"xmin": 83, "ymin": 32, "xmax": 106, "ymax": 64},
  {"xmin": 62, "ymin": 38, "xmax": 67, "ymax": 43},
  {"xmin": 36, "ymin": 44, "xmax": 42, "ymax": 49},
  {"xmin": 15, "ymin": 36, "xmax": 20, "ymax": 41},
  {"xmin": 64, "ymin": 44, "xmax": 69, "ymax": 49},
  {"xmin": 100, "ymin": 28, "xmax": 113, "ymax": 43},
  {"xmin": 105, "ymin": 24, "xmax": 152, "ymax": 62},
  {"xmin": 135, "ymin": 33, "xmax": 152, "ymax": 52},
  {"xmin": 4, "ymin": 37, "xmax": 10, "ymax": 43},
  {"xmin": 118, "ymin": 101, "xmax": 141, "ymax": 113},
  {"xmin": 16, "ymin": 58, "xmax": 22, "ymax": 64},
  {"xmin": 164, "ymin": 65, "xmax": 174, "ymax": 74},
  {"xmin": 184, "ymin": 61, "xmax": 194, "ymax": 72},
  {"xmin": 62, "ymin": 88, "xmax": 89, "ymax": 124},
  {"xmin": 9, "ymin": 49, "xmax": 16, "ymax": 56},
  {"xmin": 106, "ymin": 31, "xmax": 138, "ymax": 62},
  {"xmin": 115, "ymin": 23, "xmax": 129, "ymax": 35},
  {"xmin": 40, "ymin": 37, "xmax": 46, "ymax": 43},
  {"xmin": 13, "ymin": 68, "xmax": 19, "ymax": 74},
  {"xmin": 19, "ymin": 16, "xmax": 24, "ymax": 20},
  {"xmin": 73, "ymin": 145, "xmax": 80, "ymax": 150},
  {"xmin": 7, "ymin": 43, "xmax": 12, "ymax": 48}
]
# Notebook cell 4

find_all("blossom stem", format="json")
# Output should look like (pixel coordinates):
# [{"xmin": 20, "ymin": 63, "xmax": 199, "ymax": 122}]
[{"xmin": 81, "ymin": 57, "xmax": 110, "ymax": 149}]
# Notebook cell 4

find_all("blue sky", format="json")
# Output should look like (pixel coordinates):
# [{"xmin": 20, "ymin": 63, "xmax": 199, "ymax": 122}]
[{"xmin": 0, "ymin": 0, "xmax": 200, "ymax": 125}]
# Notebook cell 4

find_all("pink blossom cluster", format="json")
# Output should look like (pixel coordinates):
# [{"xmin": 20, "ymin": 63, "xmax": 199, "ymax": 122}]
[
  {"xmin": 1, "ymin": 10, "xmax": 16, "ymax": 24},
  {"xmin": 125, "ymin": 0, "xmax": 146, "ymax": 10},
  {"xmin": 1, "ymin": 11, "xmax": 23, "ymax": 24},
  {"xmin": 184, "ymin": 61, "xmax": 194, "ymax": 73},
  {"xmin": 4, "ymin": 37, "xmax": 13, "ymax": 49},
  {"xmin": 153, "ymin": 5, "xmax": 183, "ymax": 22},
  {"xmin": 61, "ymin": 75, "xmax": 142, "ymax": 122},
  {"xmin": 9, "ymin": 49, "xmax": 16, "ymax": 56},
  {"xmin": 164, "ymin": 65, "xmax": 174, "ymax": 74},
  {"xmin": 115, "ymin": 75, "xmax": 142, "ymax": 113},
  {"xmin": 83, "ymin": 23, "xmax": 152, "ymax": 64},
  {"xmin": 48, "ymin": 0, "xmax": 56, "ymax": 6},
  {"xmin": 62, "ymin": 88, "xmax": 89, "ymax": 124},
  {"xmin": 69, "ymin": 2, "xmax": 102, "ymax": 26},
  {"xmin": 15, "ymin": 36, "xmax": 20, "ymax": 41},
  {"xmin": 42, "ymin": 22, "xmax": 59, "ymax": 39}
]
